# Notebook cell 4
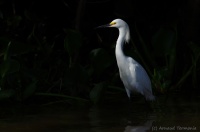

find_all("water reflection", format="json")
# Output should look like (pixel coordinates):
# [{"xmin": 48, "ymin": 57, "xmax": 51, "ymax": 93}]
[
  {"xmin": 87, "ymin": 100, "xmax": 156, "ymax": 132},
  {"xmin": 0, "ymin": 94, "xmax": 200, "ymax": 131},
  {"xmin": 124, "ymin": 120, "xmax": 154, "ymax": 132}
]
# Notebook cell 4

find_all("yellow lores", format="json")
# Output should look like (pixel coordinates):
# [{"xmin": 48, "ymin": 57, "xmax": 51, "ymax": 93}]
[{"xmin": 110, "ymin": 21, "xmax": 116, "ymax": 26}]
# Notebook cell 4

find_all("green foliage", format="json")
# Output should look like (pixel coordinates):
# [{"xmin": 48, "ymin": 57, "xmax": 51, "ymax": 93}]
[
  {"xmin": 22, "ymin": 80, "xmax": 38, "ymax": 99},
  {"xmin": 152, "ymin": 27, "xmax": 177, "ymax": 57},
  {"xmin": 0, "ymin": 0, "xmax": 199, "ymax": 105},
  {"xmin": 151, "ymin": 26, "xmax": 177, "ymax": 93},
  {"xmin": 90, "ymin": 48, "xmax": 114, "ymax": 77},
  {"xmin": 90, "ymin": 82, "xmax": 107, "ymax": 104},
  {"xmin": 134, "ymin": 23, "xmax": 200, "ymax": 94},
  {"xmin": 0, "ymin": 89, "xmax": 15, "ymax": 100},
  {"xmin": 64, "ymin": 29, "xmax": 82, "ymax": 57}
]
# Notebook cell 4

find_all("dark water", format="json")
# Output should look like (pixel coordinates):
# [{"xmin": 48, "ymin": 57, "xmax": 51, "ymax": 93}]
[{"xmin": 0, "ymin": 93, "xmax": 200, "ymax": 132}]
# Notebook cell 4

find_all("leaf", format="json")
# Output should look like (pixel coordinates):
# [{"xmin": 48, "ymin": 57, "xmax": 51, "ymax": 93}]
[
  {"xmin": 0, "ymin": 11, "xmax": 3, "ymax": 19},
  {"xmin": 7, "ymin": 15, "xmax": 22, "ymax": 28},
  {"xmin": 188, "ymin": 42, "xmax": 200, "ymax": 60},
  {"xmin": 90, "ymin": 48, "xmax": 114, "ymax": 76},
  {"xmin": 35, "ymin": 93, "xmax": 89, "ymax": 102},
  {"xmin": 0, "ymin": 89, "xmax": 15, "ymax": 100},
  {"xmin": 0, "ymin": 37, "xmax": 11, "ymax": 59},
  {"xmin": 90, "ymin": 82, "xmax": 107, "ymax": 104},
  {"xmin": 0, "ymin": 60, "xmax": 10, "ymax": 78},
  {"xmin": 64, "ymin": 29, "xmax": 82, "ymax": 57},
  {"xmin": 0, "ymin": 59, "xmax": 20, "ymax": 78},
  {"xmin": 24, "ymin": 10, "xmax": 40, "ymax": 21},
  {"xmin": 23, "ymin": 80, "xmax": 38, "ymax": 99},
  {"xmin": 8, "ymin": 59, "xmax": 20, "ymax": 74},
  {"xmin": 10, "ymin": 41, "xmax": 33, "ymax": 55},
  {"xmin": 0, "ymin": 37, "xmax": 33, "ymax": 56},
  {"xmin": 152, "ymin": 27, "xmax": 177, "ymax": 57},
  {"xmin": 64, "ymin": 63, "xmax": 89, "ymax": 85}
]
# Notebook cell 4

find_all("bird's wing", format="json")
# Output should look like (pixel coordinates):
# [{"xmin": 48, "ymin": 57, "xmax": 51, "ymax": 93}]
[
  {"xmin": 126, "ymin": 57, "xmax": 155, "ymax": 100},
  {"xmin": 127, "ymin": 57, "xmax": 151, "ymax": 91}
]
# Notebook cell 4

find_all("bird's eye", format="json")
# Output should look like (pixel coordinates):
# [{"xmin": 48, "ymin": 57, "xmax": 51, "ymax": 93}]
[{"xmin": 110, "ymin": 22, "xmax": 116, "ymax": 26}]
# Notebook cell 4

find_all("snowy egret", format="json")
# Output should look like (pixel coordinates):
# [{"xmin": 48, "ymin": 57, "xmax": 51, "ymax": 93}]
[{"xmin": 97, "ymin": 19, "xmax": 155, "ymax": 101}]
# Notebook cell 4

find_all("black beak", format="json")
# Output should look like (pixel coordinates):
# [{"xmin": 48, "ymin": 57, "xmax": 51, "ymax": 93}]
[{"xmin": 95, "ymin": 24, "xmax": 110, "ymax": 29}]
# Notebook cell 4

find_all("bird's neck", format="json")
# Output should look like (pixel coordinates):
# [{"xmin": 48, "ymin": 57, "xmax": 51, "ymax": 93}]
[{"xmin": 115, "ymin": 28, "xmax": 127, "ymax": 65}]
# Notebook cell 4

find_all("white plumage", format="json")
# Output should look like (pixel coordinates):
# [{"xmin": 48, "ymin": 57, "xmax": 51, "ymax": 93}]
[{"xmin": 98, "ymin": 19, "xmax": 155, "ymax": 101}]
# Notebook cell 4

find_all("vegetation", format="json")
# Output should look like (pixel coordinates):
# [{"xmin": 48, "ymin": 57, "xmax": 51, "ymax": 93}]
[{"xmin": 0, "ymin": 0, "xmax": 199, "ymax": 105}]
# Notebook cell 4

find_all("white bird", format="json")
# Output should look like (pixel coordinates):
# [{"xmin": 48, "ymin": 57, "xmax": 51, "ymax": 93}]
[{"xmin": 97, "ymin": 19, "xmax": 155, "ymax": 101}]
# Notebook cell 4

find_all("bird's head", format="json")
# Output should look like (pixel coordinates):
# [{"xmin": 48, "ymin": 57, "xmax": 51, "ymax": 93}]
[
  {"xmin": 109, "ymin": 19, "xmax": 126, "ymax": 28},
  {"xmin": 96, "ymin": 19, "xmax": 130, "ymax": 43},
  {"xmin": 96, "ymin": 19, "xmax": 126, "ymax": 28}
]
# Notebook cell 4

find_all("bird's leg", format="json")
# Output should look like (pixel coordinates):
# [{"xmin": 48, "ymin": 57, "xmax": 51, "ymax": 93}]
[{"xmin": 125, "ymin": 88, "xmax": 131, "ymax": 99}]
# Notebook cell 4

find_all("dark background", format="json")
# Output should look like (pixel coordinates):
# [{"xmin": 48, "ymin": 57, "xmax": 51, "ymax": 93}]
[{"xmin": 0, "ymin": 0, "xmax": 200, "ymax": 105}]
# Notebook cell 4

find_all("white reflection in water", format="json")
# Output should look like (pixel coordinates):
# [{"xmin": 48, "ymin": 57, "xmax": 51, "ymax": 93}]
[{"xmin": 124, "ymin": 120, "xmax": 154, "ymax": 132}]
